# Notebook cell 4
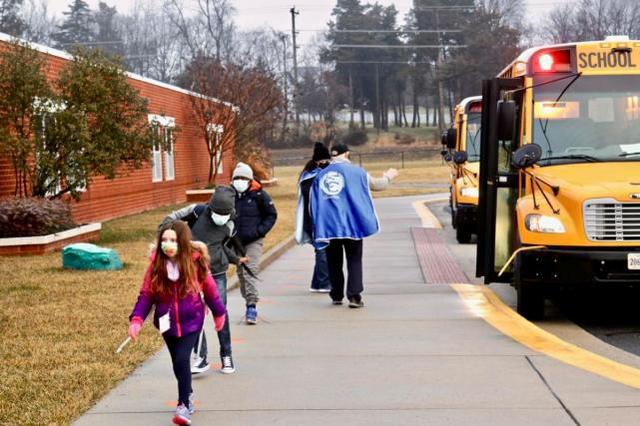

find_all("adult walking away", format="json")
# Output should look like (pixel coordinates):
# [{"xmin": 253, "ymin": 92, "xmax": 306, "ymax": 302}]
[
  {"xmin": 232, "ymin": 162, "xmax": 278, "ymax": 324},
  {"xmin": 128, "ymin": 220, "xmax": 226, "ymax": 425},
  {"xmin": 161, "ymin": 186, "xmax": 246, "ymax": 375},
  {"xmin": 311, "ymin": 143, "xmax": 398, "ymax": 308},
  {"xmin": 295, "ymin": 142, "xmax": 332, "ymax": 292}
]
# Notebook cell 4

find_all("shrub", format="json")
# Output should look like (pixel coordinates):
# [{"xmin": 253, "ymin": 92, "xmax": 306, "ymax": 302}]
[
  {"xmin": 341, "ymin": 129, "xmax": 368, "ymax": 147},
  {"xmin": 0, "ymin": 197, "xmax": 77, "ymax": 238},
  {"xmin": 397, "ymin": 133, "xmax": 416, "ymax": 145}
]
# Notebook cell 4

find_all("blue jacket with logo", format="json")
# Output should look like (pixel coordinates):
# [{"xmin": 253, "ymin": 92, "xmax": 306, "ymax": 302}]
[{"xmin": 310, "ymin": 161, "xmax": 379, "ymax": 244}]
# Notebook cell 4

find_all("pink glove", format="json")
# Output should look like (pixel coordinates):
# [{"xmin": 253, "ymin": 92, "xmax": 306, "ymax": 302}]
[
  {"xmin": 214, "ymin": 315, "xmax": 226, "ymax": 332},
  {"xmin": 129, "ymin": 317, "xmax": 143, "ymax": 341}
]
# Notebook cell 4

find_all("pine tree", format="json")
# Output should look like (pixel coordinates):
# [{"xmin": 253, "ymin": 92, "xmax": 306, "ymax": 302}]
[
  {"xmin": 0, "ymin": 0, "xmax": 25, "ymax": 36},
  {"xmin": 52, "ymin": 0, "xmax": 95, "ymax": 50},
  {"xmin": 94, "ymin": 2, "xmax": 123, "ymax": 57}
]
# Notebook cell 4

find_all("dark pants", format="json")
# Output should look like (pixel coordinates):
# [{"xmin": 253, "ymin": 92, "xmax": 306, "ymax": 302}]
[
  {"xmin": 164, "ymin": 331, "xmax": 199, "ymax": 406},
  {"xmin": 326, "ymin": 238, "xmax": 364, "ymax": 302},
  {"xmin": 311, "ymin": 247, "xmax": 331, "ymax": 290},
  {"xmin": 194, "ymin": 272, "xmax": 232, "ymax": 360}
]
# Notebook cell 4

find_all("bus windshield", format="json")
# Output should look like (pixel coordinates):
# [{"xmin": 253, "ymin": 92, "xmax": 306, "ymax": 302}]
[
  {"xmin": 532, "ymin": 75, "xmax": 640, "ymax": 164},
  {"xmin": 466, "ymin": 112, "xmax": 482, "ymax": 161}
]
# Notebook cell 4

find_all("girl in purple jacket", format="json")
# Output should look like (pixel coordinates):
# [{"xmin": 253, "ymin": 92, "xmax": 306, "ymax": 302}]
[{"xmin": 128, "ymin": 220, "xmax": 226, "ymax": 425}]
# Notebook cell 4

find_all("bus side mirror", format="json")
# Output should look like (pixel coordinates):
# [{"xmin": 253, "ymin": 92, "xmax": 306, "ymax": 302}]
[
  {"xmin": 511, "ymin": 144, "xmax": 542, "ymax": 169},
  {"xmin": 443, "ymin": 152, "xmax": 453, "ymax": 162},
  {"xmin": 441, "ymin": 133, "xmax": 448, "ymax": 146},
  {"xmin": 497, "ymin": 100, "xmax": 516, "ymax": 141},
  {"xmin": 446, "ymin": 128, "xmax": 457, "ymax": 149},
  {"xmin": 453, "ymin": 151, "xmax": 468, "ymax": 165}
]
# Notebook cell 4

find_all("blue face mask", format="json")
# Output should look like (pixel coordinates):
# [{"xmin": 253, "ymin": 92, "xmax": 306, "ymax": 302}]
[{"xmin": 211, "ymin": 212, "xmax": 230, "ymax": 226}]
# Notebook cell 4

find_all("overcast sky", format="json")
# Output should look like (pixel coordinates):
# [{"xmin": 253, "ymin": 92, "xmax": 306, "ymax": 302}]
[{"xmin": 48, "ymin": 0, "xmax": 574, "ymax": 46}]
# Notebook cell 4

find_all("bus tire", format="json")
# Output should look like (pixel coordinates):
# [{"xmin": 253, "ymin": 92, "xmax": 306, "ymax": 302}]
[
  {"xmin": 515, "ymin": 269, "xmax": 544, "ymax": 320},
  {"xmin": 449, "ymin": 195, "xmax": 456, "ymax": 228},
  {"xmin": 455, "ymin": 224, "xmax": 471, "ymax": 244}
]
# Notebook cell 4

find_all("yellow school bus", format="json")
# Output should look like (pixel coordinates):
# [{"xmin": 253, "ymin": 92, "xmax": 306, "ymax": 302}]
[
  {"xmin": 476, "ymin": 36, "xmax": 640, "ymax": 319},
  {"xmin": 444, "ymin": 96, "xmax": 482, "ymax": 243}
]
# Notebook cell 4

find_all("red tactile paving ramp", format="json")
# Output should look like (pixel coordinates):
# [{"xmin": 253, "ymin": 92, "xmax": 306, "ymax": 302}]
[{"xmin": 411, "ymin": 227, "xmax": 470, "ymax": 284}]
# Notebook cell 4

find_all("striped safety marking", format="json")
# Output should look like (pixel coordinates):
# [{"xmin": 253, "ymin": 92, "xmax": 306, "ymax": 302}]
[{"xmin": 411, "ymin": 227, "xmax": 469, "ymax": 284}]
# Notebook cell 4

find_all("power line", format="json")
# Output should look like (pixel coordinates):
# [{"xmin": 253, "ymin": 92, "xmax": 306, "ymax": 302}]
[
  {"xmin": 336, "ymin": 61, "xmax": 432, "ymax": 64},
  {"xmin": 299, "ymin": 29, "xmax": 462, "ymax": 33},
  {"xmin": 332, "ymin": 44, "xmax": 467, "ymax": 49}
]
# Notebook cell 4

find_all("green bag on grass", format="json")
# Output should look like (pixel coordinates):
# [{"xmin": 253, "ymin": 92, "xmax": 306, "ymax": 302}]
[{"xmin": 62, "ymin": 243, "xmax": 123, "ymax": 271}]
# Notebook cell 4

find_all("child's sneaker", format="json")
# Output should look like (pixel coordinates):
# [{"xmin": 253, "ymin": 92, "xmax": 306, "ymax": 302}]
[
  {"xmin": 220, "ymin": 355, "xmax": 236, "ymax": 374},
  {"xmin": 191, "ymin": 356, "xmax": 210, "ymax": 374},
  {"xmin": 245, "ymin": 306, "xmax": 257, "ymax": 324},
  {"xmin": 172, "ymin": 403, "xmax": 191, "ymax": 425}
]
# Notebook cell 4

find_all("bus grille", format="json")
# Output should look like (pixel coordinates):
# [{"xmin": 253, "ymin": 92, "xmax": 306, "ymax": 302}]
[{"xmin": 584, "ymin": 200, "xmax": 640, "ymax": 241}]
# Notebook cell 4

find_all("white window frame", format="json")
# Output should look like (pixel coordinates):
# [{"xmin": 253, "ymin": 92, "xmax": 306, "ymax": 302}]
[
  {"xmin": 148, "ymin": 114, "xmax": 176, "ymax": 183},
  {"xmin": 164, "ymin": 127, "xmax": 175, "ymax": 181},
  {"xmin": 206, "ymin": 123, "xmax": 224, "ymax": 175},
  {"xmin": 33, "ymin": 98, "xmax": 85, "ymax": 196}
]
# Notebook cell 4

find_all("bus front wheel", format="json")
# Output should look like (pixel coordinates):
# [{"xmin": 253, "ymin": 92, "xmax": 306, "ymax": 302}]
[{"xmin": 515, "ymin": 267, "xmax": 545, "ymax": 320}]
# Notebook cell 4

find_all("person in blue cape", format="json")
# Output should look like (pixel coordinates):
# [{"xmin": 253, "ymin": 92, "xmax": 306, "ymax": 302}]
[
  {"xmin": 295, "ymin": 142, "xmax": 332, "ymax": 292},
  {"xmin": 310, "ymin": 143, "xmax": 398, "ymax": 308}
]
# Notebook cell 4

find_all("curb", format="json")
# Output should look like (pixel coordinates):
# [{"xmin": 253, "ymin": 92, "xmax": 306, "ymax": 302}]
[{"xmin": 227, "ymin": 234, "xmax": 296, "ymax": 292}]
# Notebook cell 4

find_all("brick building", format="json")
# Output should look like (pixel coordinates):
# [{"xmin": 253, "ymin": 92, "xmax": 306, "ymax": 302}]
[{"xmin": 0, "ymin": 33, "xmax": 235, "ymax": 224}]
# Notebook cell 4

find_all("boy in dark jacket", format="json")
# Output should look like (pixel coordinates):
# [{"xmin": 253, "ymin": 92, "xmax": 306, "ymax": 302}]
[
  {"xmin": 231, "ymin": 162, "xmax": 278, "ymax": 324},
  {"xmin": 160, "ymin": 186, "xmax": 247, "ymax": 374}
]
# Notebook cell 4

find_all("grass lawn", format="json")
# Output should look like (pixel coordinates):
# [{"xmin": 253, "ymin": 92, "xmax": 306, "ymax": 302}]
[{"xmin": 0, "ymin": 157, "xmax": 447, "ymax": 425}]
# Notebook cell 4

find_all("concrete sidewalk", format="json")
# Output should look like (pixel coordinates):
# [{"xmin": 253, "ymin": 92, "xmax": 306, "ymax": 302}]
[{"xmin": 76, "ymin": 194, "xmax": 640, "ymax": 425}]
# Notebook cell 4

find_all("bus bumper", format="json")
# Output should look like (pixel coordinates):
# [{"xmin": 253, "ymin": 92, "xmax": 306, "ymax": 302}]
[{"xmin": 519, "ymin": 247, "xmax": 640, "ymax": 286}]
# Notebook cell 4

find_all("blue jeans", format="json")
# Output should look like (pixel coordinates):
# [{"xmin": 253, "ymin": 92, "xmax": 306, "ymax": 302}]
[
  {"xmin": 194, "ymin": 272, "xmax": 232, "ymax": 360},
  {"xmin": 311, "ymin": 247, "xmax": 331, "ymax": 290}
]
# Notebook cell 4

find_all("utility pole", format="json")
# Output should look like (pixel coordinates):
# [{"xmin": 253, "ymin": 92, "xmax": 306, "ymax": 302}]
[
  {"xmin": 280, "ymin": 34, "xmax": 289, "ymax": 143},
  {"xmin": 434, "ymin": 8, "xmax": 446, "ymax": 132},
  {"xmin": 290, "ymin": 6, "xmax": 300, "ymax": 134},
  {"xmin": 375, "ymin": 63, "xmax": 380, "ymax": 135}
]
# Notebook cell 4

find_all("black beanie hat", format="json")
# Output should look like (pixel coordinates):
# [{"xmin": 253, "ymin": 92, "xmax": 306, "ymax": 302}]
[
  {"xmin": 312, "ymin": 142, "xmax": 331, "ymax": 162},
  {"xmin": 209, "ymin": 186, "xmax": 235, "ymax": 215}
]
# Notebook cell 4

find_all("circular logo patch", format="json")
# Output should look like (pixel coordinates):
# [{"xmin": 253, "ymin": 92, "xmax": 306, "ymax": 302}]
[{"xmin": 320, "ymin": 171, "xmax": 345, "ymax": 196}]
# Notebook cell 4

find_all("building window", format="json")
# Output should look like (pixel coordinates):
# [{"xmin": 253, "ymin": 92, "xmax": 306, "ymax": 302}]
[
  {"xmin": 148, "ymin": 114, "xmax": 176, "ymax": 182},
  {"xmin": 164, "ymin": 127, "xmax": 175, "ymax": 181},
  {"xmin": 33, "ymin": 98, "xmax": 87, "ymax": 196},
  {"xmin": 206, "ymin": 123, "xmax": 224, "ymax": 174}
]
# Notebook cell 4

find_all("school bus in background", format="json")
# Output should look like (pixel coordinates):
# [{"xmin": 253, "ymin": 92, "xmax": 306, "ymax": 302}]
[
  {"xmin": 477, "ymin": 36, "xmax": 640, "ymax": 319},
  {"xmin": 442, "ymin": 96, "xmax": 482, "ymax": 243}
]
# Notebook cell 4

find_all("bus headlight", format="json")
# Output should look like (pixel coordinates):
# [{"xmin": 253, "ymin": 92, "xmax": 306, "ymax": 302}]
[
  {"xmin": 460, "ymin": 187, "xmax": 479, "ymax": 198},
  {"xmin": 525, "ymin": 214, "xmax": 565, "ymax": 234}
]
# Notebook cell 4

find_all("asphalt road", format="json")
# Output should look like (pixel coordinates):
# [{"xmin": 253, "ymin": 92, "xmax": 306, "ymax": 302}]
[{"xmin": 429, "ymin": 200, "xmax": 640, "ymax": 359}]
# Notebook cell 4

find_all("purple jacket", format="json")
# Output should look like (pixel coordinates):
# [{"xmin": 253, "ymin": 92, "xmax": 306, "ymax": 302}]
[{"xmin": 130, "ymin": 253, "xmax": 226, "ymax": 337}]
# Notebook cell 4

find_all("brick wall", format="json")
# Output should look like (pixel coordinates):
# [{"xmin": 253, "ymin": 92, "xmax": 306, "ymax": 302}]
[{"xmin": 0, "ymin": 37, "xmax": 235, "ymax": 224}]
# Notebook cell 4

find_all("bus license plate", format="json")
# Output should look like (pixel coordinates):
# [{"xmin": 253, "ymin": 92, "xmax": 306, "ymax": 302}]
[{"xmin": 628, "ymin": 253, "xmax": 640, "ymax": 270}]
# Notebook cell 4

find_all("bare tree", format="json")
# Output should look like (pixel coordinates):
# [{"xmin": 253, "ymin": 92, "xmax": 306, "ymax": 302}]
[
  {"xmin": 163, "ymin": 0, "xmax": 236, "ymax": 62},
  {"xmin": 20, "ymin": 0, "xmax": 57, "ymax": 44},
  {"xmin": 540, "ymin": 0, "xmax": 640, "ymax": 44},
  {"xmin": 179, "ymin": 56, "xmax": 283, "ymax": 183}
]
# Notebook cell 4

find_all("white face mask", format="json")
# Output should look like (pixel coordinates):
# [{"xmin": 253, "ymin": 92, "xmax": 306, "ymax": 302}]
[
  {"xmin": 211, "ymin": 212, "xmax": 231, "ymax": 226},
  {"xmin": 160, "ymin": 241, "xmax": 178, "ymax": 258},
  {"xmin": 233, "ymin": 179, "xmax": 249, "ymax": 193}
]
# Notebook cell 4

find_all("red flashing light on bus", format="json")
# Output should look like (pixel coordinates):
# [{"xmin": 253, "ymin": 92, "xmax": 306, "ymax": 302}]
[
  {"xmin": 533, "ymin": 49, "xmax": 572, "ymax": 73},
  {"xmin": 538, "ymin": 53, "xmax": 554, "ymax": 71}
]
